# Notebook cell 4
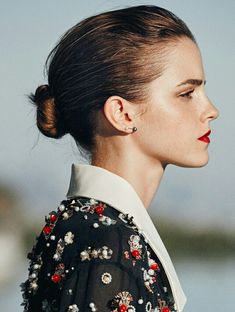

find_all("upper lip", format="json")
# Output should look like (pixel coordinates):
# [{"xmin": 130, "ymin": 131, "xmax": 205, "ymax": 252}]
[{"xmin": 198, "ymin": 130, "xmax": 211, "ymax": 139}]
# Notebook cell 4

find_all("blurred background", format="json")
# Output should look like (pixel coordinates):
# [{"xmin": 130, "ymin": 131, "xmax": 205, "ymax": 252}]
[{"xmin": 1, "ymin": 0, "xmax": 234, "ymax": 311}]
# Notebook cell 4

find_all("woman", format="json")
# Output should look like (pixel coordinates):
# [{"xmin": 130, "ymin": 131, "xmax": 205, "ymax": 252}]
[{"xmin": 20, "ymin": 4, "xmax": 219, "ymax": 312}]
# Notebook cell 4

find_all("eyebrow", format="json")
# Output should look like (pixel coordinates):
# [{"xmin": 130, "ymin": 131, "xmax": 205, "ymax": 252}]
[{"xmin": 176, "ymin": 79, "xmax": 206, "ymax": 87}]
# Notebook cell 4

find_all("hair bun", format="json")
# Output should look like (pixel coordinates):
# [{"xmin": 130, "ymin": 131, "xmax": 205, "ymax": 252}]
[
  {"xmin": 34, "ymin": 84, "xmax": 52, "ymax": 105},
  {"xmin": 28, "ymin": 84, "xmax": 68, "ymax": 139}
]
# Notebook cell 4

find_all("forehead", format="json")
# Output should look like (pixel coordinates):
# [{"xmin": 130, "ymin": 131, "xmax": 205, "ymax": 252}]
[{"xmin": 158, "ymin": 37, "xmax": 205, "ymax": 85}]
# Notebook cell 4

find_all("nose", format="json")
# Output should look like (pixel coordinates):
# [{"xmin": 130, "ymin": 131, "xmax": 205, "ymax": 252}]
[{"xmin": 201, "ymin": 96, "xmax": 220, "ymax": 122}]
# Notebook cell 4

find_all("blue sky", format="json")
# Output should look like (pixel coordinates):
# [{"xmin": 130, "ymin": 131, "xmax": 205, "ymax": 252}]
[{"xmin": 1, "ymin": 0, "xmax": 235, "ymax": 230}]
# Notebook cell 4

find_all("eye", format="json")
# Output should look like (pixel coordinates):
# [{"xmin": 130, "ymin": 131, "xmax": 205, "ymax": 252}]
[{"xmin": 179, "ymin": 90, "xmax": 194, "ymax": 99}]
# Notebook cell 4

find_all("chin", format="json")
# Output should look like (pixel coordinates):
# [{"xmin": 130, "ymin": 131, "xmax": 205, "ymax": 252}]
[
  {"xmin": 171, "ymin": 153, "xmax": 210, "ymax": 168},
  {"xmin": 184, "ymin": 155, "xmax": 209, "ymax": 168}
]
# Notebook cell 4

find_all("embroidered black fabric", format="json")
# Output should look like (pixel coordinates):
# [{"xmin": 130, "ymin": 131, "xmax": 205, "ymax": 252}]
[{"xmin": 20, "ymin": 196, "xmax": 177, "ymax": 312}]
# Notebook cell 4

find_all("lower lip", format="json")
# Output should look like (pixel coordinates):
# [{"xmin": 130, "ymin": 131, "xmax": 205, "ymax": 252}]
[{"xmin": 198, "ymin": 136, "xmax": 210, "ymax": 143}]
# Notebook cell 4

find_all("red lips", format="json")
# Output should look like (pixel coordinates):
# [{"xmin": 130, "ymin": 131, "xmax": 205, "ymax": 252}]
[{"xmin": 198, "ymin": 130, "xmax": 211, "ymax": 143}]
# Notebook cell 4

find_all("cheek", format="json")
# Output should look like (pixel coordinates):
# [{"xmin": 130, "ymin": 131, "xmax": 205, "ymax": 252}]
[
  {"xmin": 138, "ymin": 109, "xmax": 178, "ymax": 153},
  {"xmin": 139, "ymin": 107, "xmax": 195, "ymax": 158},
  {"xmin": 146, "ymin": 107, "xmax": 182, "ymax": 141}
]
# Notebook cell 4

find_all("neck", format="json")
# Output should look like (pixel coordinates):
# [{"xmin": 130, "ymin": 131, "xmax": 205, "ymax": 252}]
[{"xmin": 91, "ymin": 143, "xmax": 166, "ymax": 209}]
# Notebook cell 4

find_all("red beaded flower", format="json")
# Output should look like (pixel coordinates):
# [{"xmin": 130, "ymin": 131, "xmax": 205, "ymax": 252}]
[
  {"xmin": 43, "ymin": 211, "xmax": 58, "ymax": 238},
  {"xmin": 109, "ymin": 291, "xmax": 133, "ymax": 312},
  {"xmin": 51, "ymin": 263, "xmax": 65, "ymax": 284},
  {"xmin": 95, "ymin": 205, "xmax": 105, "ymax": 216}
]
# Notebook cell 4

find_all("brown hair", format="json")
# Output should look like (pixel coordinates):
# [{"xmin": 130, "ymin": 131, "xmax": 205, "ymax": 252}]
[{"xmin": 28, "ymin": 4, "xmax": 197, "ymax": 158}]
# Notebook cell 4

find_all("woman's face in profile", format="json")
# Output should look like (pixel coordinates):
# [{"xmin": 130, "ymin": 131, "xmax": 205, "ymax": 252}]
[{"xmin": 138, "ymin": 37, "xmax": 219, "ymax": 168}]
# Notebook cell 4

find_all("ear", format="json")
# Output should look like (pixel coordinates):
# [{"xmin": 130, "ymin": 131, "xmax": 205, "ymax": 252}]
[{"xmin": 102, "ymin": 95, "xmax": 136, "ymax": 132}]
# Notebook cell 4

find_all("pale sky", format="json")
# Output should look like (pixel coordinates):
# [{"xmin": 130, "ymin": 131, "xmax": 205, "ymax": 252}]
[{"xmin": 1, "ymin": 0, "xmax": 235, "ymax": 230}]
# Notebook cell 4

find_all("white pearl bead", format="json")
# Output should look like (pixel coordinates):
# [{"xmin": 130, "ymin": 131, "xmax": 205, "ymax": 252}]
[
  {"xmin": 138, "ymin": 298, "xmax": 143, "ymax": 304},
  {"xmin": 63, "ymin": 212, "xmax": 69, "ymax": 219},
  {"xmin": 59, "ymin": 204, "xmax": 65, "ymax": 211},
  {"xmin": 93, "ymin": 223, "xmax": 99, "ymax": 228},
  {"xmin": 31, "ymin": 282, "xmax": 38, "ymax": 289},
  {"xmin": 50, "ymin": 235, "xmax": 56, "ymax": 240},
  {"xmin": 148, "ymin": 269, "xmax": 154, "ymax": 275},
  {"xmin": 89, "ymin": 302, "xmax": 95, "ymax": 308},
  {"xmin": 106, "ymin": 217, "xmax": 111, "ymax": 224}
]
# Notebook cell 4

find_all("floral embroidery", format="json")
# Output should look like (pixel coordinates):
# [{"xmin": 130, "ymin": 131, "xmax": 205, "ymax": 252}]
[
  {"xmin": 64, "ymin": 231, "xmax": 74, "ymax": 244},
  {"xmin": 53, "ymin": 231, "xmax": 74, "ymax": 261},
  {"xmin": 99, "ymin": 214, "xmax": 117, "ymax": 226},
  {"xmin": 51, "ymin": 262, "xmax": 65, "ymax": 286},
  {"xmin": 70, "ymin": 198, "xmax": 106, "ymax": 216},
  {"xmin": 118, "ymin": 213, "xmax": 140, "ymax": 233},
  {"xmin": 20, "ymin": 248, "xmax": 43, "ymax": 311},
  {"xmin": 62, "ymin": 210, "xmax": 74, "ymax": 220},
  {"xmin": 108, "ymin": 291, "xmax": 134, "ymax": 311},
  {"xmin": 129, "ymin": 235, "xmax": 143, "ymax": 258},
  {"xmin": 67, "ymin": 304, "xmax": 79, "ymax": 311},
  {"xmin": 42, "ymin": 211, "xmax": 58, "ymax": 239},
  {"xmin": 53, "ymin": 238, "xmax": 65, "ymax": 261},
  {"xmin": 142, "ymin": 249, "xmax": 161, "ymax": 293},
  {"xmin": 143, "ymin": 267, "xmax": 155, "ymax": 293},
  {"xmin": 50, "ymin": 197, "xmax": 118, "ymax": 229},
  {"xmin": 123, "ymin": 234, "xmax": 143, "ymax": 266},
  {"xmin": 157, "ymin": 299, "xmax": 171, "ymax": 312},
  {"xmin": 80, "ymin": 245, "xmax": 113, "ymax": 261}
]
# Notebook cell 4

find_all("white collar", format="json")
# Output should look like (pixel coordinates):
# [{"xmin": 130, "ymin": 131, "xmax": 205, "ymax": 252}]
[{"xmin": 66, "ymin": 163, "xmax": 187, "ymax": 312}]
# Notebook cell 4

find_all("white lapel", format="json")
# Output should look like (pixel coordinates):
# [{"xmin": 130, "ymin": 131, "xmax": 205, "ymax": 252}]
[{"xmin": 66, "ymin": 163, "xmax": 187, "ymax": 312}]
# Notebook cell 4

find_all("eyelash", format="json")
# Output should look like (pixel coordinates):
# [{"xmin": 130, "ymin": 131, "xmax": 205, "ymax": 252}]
[{"xmin": 179, "ymin": 90, "xmax": 194, "ymax": 99}]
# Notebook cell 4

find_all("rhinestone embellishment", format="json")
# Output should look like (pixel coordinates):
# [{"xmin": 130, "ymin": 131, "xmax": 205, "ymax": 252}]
[{"xmin": 101, "ymin": 272, "xmax": 112, "ymax": 284}]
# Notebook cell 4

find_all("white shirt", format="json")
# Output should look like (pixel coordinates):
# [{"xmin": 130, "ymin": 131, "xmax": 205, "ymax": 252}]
[{"xmin": 66, "ymin": 162, "xmax": 187, "ymax": 311}]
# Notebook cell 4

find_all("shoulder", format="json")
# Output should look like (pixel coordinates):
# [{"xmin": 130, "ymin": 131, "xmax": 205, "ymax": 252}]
[
  {"xmin": 21, "ymin": 196, "xmax": 156, "ymax": 310},
  {"xmin": 34, "ymin": 196, "xmax": 149, "ymax": 268}
]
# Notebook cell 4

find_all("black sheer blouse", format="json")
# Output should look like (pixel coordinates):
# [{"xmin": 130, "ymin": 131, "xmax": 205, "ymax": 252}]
[{"xmin": 21, "ymin": 196, "xmax": 176, "ymax": 312}]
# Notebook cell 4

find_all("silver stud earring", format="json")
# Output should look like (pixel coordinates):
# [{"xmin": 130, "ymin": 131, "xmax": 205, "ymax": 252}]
[{"xmin": 125, "ymin": 126, "xmax": 137, "ymax": 133}]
